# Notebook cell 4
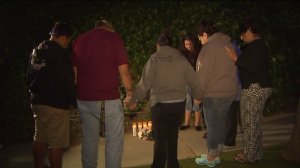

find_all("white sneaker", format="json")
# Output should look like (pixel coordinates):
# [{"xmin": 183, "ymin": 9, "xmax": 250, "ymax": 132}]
[{"xmin": 195, "ymin": 155, "xmax": 221, "ymax": 167}]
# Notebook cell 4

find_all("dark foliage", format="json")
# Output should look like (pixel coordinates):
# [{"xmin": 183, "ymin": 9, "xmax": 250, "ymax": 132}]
[{"xmin": 0, "ymin": 1, "xmax": 299, "ymax": 143}]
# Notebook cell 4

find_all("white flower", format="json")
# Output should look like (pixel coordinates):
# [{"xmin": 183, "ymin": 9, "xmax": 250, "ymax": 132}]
[
  {"xmin": 138, "ymin": 131, "xmax": 143, "ymax": 138},
  {"xmin": 137, "ymin": 127, "xmax": 153, "ymax": 140}
]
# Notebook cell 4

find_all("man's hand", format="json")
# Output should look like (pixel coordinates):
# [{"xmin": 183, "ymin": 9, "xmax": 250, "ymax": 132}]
[
  {"xmin": 128, "ymin": 103, "xmax": 137, "ymax": 111},
  {"xmin": 123, "ymin": 96, "xmax": 137, "ymax": 111},
  {"xmin": 225, "ymin": 46, "xmax": 238, "ymax": 62}
]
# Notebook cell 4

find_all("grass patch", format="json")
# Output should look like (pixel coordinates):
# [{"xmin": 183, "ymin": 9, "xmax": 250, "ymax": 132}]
[{"xmin": 128, "ymin": 144, "xmax": 300, "ymax": 168}]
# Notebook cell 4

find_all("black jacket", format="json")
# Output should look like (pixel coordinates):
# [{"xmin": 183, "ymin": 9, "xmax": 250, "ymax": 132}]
[
  {"xmin": 236, "ymin": 39, "xmax": 272, "ymax": 89},
  {"xmin": 27, "ymin": 40, "xmax": 76, "ymax": 109}
]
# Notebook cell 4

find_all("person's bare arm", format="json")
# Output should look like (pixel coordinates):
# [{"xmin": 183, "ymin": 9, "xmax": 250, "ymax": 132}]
[
  {"xmin": 73, "ymin": 66, "xmax": 77, "ymax": 84},
  {"xmin": 118, "ymin": 64, "xmax": 133, "ymax": 98}
]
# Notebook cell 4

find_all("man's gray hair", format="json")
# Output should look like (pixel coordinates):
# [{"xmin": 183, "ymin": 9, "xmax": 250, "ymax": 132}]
[{"xmin": 95, "ymin": 19, "xmax": 114, "ymax": 32}]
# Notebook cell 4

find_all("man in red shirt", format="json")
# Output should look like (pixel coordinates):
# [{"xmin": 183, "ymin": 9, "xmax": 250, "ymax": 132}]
[{"xmin": 72, "ymin": 19, "xmax": 132, "ymax": 168}]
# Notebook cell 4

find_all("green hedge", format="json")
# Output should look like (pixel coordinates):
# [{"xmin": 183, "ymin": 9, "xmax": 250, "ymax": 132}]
[{"xmin": 0, "ymin": 1, "xmax": 299, "ymax": 143}]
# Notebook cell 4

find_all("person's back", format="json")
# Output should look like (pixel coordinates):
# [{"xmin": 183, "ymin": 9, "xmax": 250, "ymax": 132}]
[
  {"xmin": 127, "ymin": 33, "xmax": 196, "ymax": 168},
  {"xmin": 144, "ymin": 46, "xmax": 194, "ymax": 105},
  {"xmin": 196, "ymin": 32, "xmax": 238, "ymax": 98},
  {"xmin": 72, "ymin": 19, "xmax": 132, "ymax": 168},
  {"xmin": 72, "ymin": 26, "xmax": 128, "ymax": 100},
  {"xmin": 194, "ymin": 20, "xmax": 237, "ymax": 167},
  {"xmin": 27, "ymin": 21, "xmax": 75, "ymax": 168},
  {"xmin": 29, "ymin": 40, "xmax": 75, "ymax": 108}
]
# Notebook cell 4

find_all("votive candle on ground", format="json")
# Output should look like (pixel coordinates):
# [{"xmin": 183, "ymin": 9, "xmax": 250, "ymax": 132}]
[
  {"xmin": 148, "ymin": 121, "xmax": 152, "ymax": 128},
  {"xmin": 143, "ymin": 122, "xmax": 147, "ymax": 128},
  {"xmin": 138, "ymin": 122, "xmax": 142, "ymax": 131},
  {"xmin": 132, "ymin": 123, "xmax": 137, "ymax": 136}
]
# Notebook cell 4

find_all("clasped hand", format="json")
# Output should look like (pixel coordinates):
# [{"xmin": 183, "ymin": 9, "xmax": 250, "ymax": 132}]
[{"xmin": 123, "ymin": 96, "xmax": 137, "ymax": 110}]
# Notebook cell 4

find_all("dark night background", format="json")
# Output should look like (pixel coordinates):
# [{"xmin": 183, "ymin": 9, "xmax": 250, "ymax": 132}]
[{"xmin": 0, "ymin": 1, "xmax": 299, "ymax": 144}]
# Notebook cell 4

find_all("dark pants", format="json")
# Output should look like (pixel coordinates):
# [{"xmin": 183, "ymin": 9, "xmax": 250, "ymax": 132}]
[
  {"xmin": 224, "ymin": 100, "xmax": 240, "ymax": 146},
  {"xmin": 151, "ymin": 101, "xmax": 185, "ymax": 168}
]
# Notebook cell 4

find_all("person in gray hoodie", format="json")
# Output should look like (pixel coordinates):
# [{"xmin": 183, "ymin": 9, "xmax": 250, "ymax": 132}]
[
  {"xmin": 194, "ymin": 20, "xmax": 238, "ymax": 167},
  {"xmin": 125, "ymin": 33, "xmax": 196, "ymax": 168}
]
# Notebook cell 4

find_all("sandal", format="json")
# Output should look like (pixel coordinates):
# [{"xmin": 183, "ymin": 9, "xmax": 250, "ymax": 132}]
[
  {"xmin": 235, "ymin": 152, "xmax": 246, "ymax": 158},
  {"xmin": 234, "ymin": 152, "xmax": 249, "ymax": 163},
  {"xmin": 180, "ymin": 125, "xmax": 190, "ymax": 130}
]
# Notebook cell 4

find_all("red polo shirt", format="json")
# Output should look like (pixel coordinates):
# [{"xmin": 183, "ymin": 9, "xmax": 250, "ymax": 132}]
[{"xmin": 72, "ymin": 28, "xmax": 129, "ymax": 100}]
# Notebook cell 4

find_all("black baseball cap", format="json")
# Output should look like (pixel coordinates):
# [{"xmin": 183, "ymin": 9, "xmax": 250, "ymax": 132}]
[{"xmin": 49, "ymin": 21, "xmax": 73, "ymax": 36}]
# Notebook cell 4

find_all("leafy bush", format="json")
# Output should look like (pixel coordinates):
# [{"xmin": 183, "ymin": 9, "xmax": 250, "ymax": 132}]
[{"xmin": 0, "ymin": 1, "xmax": 299, "ymax": 143}]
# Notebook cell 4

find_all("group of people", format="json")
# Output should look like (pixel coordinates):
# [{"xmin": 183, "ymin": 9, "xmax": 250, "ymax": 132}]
[
  {"xmin": 26, "ymin": 17, "xmax": 272, "ymax": 168},
  {"xmin": 27, "ymin": 20, "xmax": 132, "ymax": 168}
]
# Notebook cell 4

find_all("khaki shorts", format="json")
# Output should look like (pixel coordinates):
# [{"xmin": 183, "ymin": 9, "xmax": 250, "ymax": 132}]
[{"xmin": 32, "ymin": 104, "xmax": 70, "ymax": 148}]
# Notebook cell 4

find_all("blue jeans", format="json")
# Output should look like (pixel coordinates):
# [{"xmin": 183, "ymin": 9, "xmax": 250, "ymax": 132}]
[
  {"xmin": 77, "ymin": 99, "xmax": 124, "ymax": 168},
  {"xmin": 202, "ymin": 96, "xmax": 234, "ymax": 156}
]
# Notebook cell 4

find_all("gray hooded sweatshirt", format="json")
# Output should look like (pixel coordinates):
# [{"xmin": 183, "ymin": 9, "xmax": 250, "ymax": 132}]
[
  {"xmin": 194, "ymin": 32, "xmax": 238, "ymax": 99},
  {"xmin": 132, "ymin": 46, "xmax": 196, "ymax": 106}
]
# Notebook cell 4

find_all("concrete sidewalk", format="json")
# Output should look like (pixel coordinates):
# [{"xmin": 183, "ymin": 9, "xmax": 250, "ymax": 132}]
[{"xmin": 0, "ymin": 113, "xmax": 295, "ymax": 168}]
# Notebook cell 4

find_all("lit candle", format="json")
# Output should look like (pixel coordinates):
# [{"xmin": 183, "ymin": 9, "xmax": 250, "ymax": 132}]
[
  {"xmin": 143, "ymin": 122, "xmax": 147, "ymax": 128},
  {"xmin": 138, "ymin": 122, "xmax": 142, "ymax": 131},
  {"xmin": 132, "ymin": 123, "xmax": 137, "ymax": 136},
  {"xmin": 148, "ymin": 121, "xmax": 152, "ymax": 129}
]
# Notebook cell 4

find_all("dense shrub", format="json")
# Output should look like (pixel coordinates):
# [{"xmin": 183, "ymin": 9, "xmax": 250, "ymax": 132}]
[{"xmin": 0, "ymin": 1, "xmax": 299, "ymax": 143}]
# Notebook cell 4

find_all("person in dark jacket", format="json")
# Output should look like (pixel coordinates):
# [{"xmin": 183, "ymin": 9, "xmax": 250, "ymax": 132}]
[
  {"xmin": 224, "ymin": 40, "xmax": 242, "ymax": 149},
  {"xmin": 27, "ymin": 21, "xmax": 75, "ymax": 168},
  {"xmin": 226, "ymin": 18, "xmax": 273, "ymax": 163}
]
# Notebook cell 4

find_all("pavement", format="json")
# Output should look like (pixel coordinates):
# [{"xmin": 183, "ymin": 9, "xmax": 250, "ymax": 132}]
[{"xmin": 0, "ymin": 112, "xmax": 295, "ymax": 168}]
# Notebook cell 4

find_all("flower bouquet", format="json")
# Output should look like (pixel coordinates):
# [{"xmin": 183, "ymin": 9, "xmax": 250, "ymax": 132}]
[{"xmin": 137, "ymin": 127, "xmax": 153, "ymax": 140}]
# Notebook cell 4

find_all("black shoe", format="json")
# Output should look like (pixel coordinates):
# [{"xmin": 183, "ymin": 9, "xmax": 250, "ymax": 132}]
[
  {"xmin": 180, "ymin": 125, "xmax": 190, "ymax": 130},
  {"xmin": 202, "ymin": 132, "xmax": 207, "ymax": 139},
  {"xmin": 195, "ymin": 125, "xmax": 202, "ymax": 131}
]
